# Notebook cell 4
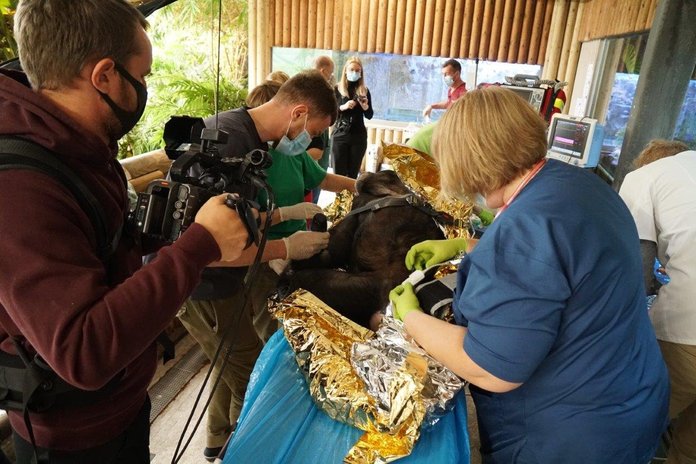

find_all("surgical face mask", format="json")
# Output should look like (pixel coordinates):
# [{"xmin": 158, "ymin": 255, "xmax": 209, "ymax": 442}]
[
  {"xmin": 346, "ymin": 70, "xmax": 361, "ymax": 82},
  {"xmin": 97, "ymin": 62, "xmax": 148, "ymax": 140},
  {"xmin": 444, "ymin": 75, "xmax": 455, "ymax": 87},
  {"xmin": 274, "ymin": 114, "xmax": 311, "ymax": 156}
]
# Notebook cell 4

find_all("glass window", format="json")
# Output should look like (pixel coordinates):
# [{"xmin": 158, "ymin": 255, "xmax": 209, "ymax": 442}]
[{"xmin": 271, "ymin": 47, "xmax": 541, "ymax": 123}]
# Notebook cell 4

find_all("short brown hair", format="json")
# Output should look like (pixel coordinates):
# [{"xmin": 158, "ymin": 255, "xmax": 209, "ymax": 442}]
[
  {"xmin": 15, "ymin": 0, "xmax": 148, "ymax": 90},
  {"xmin": 246, "ymin": 80, "xmax": 282, "ymax": 108},
  {"xmin": 275, "ymin": 70, "xmax": 337, "ymax": 124},
  {"xmin": 633, "ymin": 139, "xmax": 689, "ymax": 168},
  {"xmin": 433, "ymin": 86, "xmax": 547, "ymax": 199}
]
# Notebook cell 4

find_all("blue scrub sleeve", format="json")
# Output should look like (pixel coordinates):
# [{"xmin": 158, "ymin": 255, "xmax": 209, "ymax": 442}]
[{"xmin": 459, "ymin": 248, "xmax": 571, "ymax": 383}]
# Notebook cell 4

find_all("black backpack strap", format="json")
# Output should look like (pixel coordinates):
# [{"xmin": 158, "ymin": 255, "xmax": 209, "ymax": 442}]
[{"xmin": 0, "ymin": 137, "xmax": 116, "ymax": 260}]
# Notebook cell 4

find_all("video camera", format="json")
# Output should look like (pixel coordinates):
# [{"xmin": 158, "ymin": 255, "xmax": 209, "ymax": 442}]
[{"xmin": 129, "ymin": 116, "xmax": 272, "ymax": 246}]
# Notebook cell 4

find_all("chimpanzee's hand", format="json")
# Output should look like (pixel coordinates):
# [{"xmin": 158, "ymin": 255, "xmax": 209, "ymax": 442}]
[{"xmin": 195, "ymin": 194, "xmax": 249, "ymax": 261}]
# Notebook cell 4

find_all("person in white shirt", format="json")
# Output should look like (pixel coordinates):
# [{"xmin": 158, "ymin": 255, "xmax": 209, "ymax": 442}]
[{"xmin": 619, "ymin": 139, "xmax": 696, "ymax": 464}]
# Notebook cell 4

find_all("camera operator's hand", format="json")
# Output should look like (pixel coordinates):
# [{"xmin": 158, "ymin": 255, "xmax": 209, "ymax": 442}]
[
  {"xmin": 282, "ymin": 231, "xmax": 329, "ymax": 260},
  {"xmin": 195, "ymin": 194, "xmax": 249, "ymax": 261},
  {"xmin": 278, "ymin": 202, "xmax": 324, "ymax": 222}
]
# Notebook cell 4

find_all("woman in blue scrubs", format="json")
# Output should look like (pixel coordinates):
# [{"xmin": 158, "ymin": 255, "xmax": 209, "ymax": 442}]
[{"xmin": 390, "ymin": 86, "xmax": 670, "ymax": 463}]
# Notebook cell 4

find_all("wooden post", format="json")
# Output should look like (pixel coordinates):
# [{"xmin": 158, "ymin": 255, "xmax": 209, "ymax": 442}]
[
  {"xmin": 497, "ymin": 0, "xmax": 515, "ymax": 62},
  {"xmin": 299, "ymin": 0, "xmax": 308, "ymax": 48},
  {"xmin": 367, "ymin": 0, "xmax": 380, "ymax": 52},
  {"xmin": 487, "ymin": 0, "xmax": 505, "ymax": 60},
  {"xmin": 460, "ymin": 0, "xmax": 475, "ymax": 60},
  {"xmin": 341, "ymin": 0, "xmax": 352, "ymax": 50},
  {"xmin": 477, "ymin": 0, "xmax": 495, "ymax": 61},
  {"xmin": 516, "ymin": 0, "xmax": 535, "ymax": 63},
  {"xmin": 274, "ymin": 0, "xmax": 282, "ymax": 46},
  {"xmin": 386, "ymin": 0, "xmax": 398, "ymax": 53},
  {"xmin": 432, "ymin": 0, "xmax": 447, "ymax": 57},
  {"xmin": 440, "ymin": 0, "xmax": 455, "ymax": 57},
  {"xmin": 468, "ymin": 0, "xmax": 485, "ymax": 58},
  {"xmin": 557, "ymin": 0, "xmax": 577, "ymax": 80},
  {"xmin": 332, "ymin": 0, "xmax": 343, "ymax": 50},
  {"xmin": 413, "ymin": 0, "xmax": 426, "ymax": 55},
  {"xmin": 527, "ymin": 0, "xmax": 547, "ymax": 64},
  {"xmin": 538, "ymin": 0, "xmax": 558, "ymax": 69},
  {"xmin": 449, "ymin": 0, "xmax": 465, "ymax": 58},
  {"xmin": 562, "ymin": 0, "xmax": 585, "ymax": 105},
  {"xmin": 542, "ymin": 0, "xmax": 567, "ymax": 79},
  {"xmin": 422, "ymin": 0, "xmax": 435, "ymax": 56},
  {"xmin": 324, "ymin": 0, "xmax": 334, "ymax": 49},
  {"xmin": 307, "ymin": 0, "xmax": 317, "ymax": 48},
  {"xmin": 291, "ymin": 0, "xmax": 300, "ymax": 47},
  {"xmin": 248, "ymin": 0, "xmax": 257, "ymax": 88},
  {"xmin": 403, "ymin": 0, "xmax": 417, "ymax": 55},
  {"xmin": 394, "ymin": 0, "xmax": 408, "ymax": 54},
  {"xmin": 377, "ymin": 0, "xmax": 389, "ymax": 53},
  {"xmin": 316, "ymin": 0, "xmax": 325, "ymax": 47},
  {"xmin": 359, "ymin": 0, "xmax": 370, "ymax": 52},
  {"xmin": 507, "ymin": 0, "xmax": 526, "ymax": 62},
  {"xmin": 282, "ymin": 0, "xmax": 292, "ymax": 47},
  {"xmin": 349, "ymin": 0, "xmax": 361, "ymax": 51}
]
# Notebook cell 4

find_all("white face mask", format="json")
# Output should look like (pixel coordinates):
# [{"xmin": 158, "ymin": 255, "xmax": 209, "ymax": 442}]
[
  {"xmin": 274, "ymin": 114, "xmax": 312, "ymax": 156},
  {"xmin": 346, "ymin": 70, "xmax": 361, "ymax": 82},
  {"xmin": 444, "ymin": 75, "xmax": 455, "ymax": 87}
]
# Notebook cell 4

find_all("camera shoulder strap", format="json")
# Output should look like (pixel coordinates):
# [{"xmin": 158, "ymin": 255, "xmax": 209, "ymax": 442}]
[{"xmin": 0, "ymin": 136, "xmax": 116, "ymax": 260}]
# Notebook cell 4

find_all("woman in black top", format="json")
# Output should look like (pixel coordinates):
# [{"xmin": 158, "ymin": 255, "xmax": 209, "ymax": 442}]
[{"xmin": 331, "ymin": 56, "xmax": 374, "ymax": 178}]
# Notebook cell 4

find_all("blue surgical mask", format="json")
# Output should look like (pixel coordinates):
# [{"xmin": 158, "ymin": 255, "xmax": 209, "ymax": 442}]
[
  {"xmin": 274, "ymin": 114, "xmax": 311, "ymax": 156},
  {"xmin": 346, "ymin": 70, "xmax": 361, "ymax": 82},
  {"xmin": 444, "ymin": 75, "xmax": 455, "ymax": 87}
]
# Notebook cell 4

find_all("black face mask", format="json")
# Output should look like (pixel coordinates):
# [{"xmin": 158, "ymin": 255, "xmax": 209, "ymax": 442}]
[{"xmin": 97, "ymin": 62, "xmax": 148, "ymax": 140}]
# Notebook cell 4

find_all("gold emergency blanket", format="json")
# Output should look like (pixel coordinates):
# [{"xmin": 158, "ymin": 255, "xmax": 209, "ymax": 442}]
[
  {"xmin": 381, "ymin": 143, "xmax": 473, "ymax": 239},
  {"xmin": 272, "ymin": 290, "xmax": 464, "ymax": 463}
]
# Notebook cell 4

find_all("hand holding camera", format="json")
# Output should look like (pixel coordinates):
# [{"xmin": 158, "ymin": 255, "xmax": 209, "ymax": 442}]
[{"xmin": 195, "ymin": 194, "xmax": 251, "ymax": 262}]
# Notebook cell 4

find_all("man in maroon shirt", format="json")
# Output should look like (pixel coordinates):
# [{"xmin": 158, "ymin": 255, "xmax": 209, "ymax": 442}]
[
  {"xmin": 422, "ymin": 58, "xmax": 468, "ymax": 119},
  {"xmin": 0, "ymin": 0, "xmax": 249, "ymax": 462}
]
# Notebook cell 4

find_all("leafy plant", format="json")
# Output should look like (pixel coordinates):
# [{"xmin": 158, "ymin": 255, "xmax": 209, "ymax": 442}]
[
  {"xmin": 0, "ymin": 0, "xmax": 18, "ymax": 63},
  {"xmin": 119, "ymin": 0, "xmax": 248, "ymax": 158}
]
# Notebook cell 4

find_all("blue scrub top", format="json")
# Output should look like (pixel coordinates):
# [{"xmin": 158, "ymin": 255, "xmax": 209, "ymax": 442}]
[{"xmin": 454, "ymin": 160, "xmax": 669, "ymax": 463}]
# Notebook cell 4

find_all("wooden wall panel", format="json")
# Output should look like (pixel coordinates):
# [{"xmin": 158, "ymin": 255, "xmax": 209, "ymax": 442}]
[
  {"xmin": 578, "ymin": 0, "xmax": 658, "ymax": 41},
  {"xmin": 252, "ymin": 0, "xmax": 653, "ymax": 95}
]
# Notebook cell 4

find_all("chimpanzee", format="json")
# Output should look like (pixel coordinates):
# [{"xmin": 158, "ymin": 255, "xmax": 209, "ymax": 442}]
[{"xmin": 285, "ymin": 170, "xmax": 446, "ymax": 329}]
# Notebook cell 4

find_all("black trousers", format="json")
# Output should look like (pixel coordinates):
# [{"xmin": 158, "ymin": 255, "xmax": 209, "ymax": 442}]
[
  {"xmin": 331, "ymin": 133, "xmax": 367, "ymax": 179},
  {"xmin": 13, "ymin": 397, "xmax": 151, "ymax": 464}
]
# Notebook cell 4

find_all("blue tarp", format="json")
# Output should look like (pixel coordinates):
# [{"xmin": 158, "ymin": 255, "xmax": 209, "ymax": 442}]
[{"xmin": 223, "ymin": 330, "xmax": 470, "ymax": 463}]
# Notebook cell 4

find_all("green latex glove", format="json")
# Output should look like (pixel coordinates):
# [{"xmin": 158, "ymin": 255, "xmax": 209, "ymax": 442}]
[
  {"xmin": 389, "ymin": 283, "xmax": 422, "ymax": 321},
  {"xmin": 477, "ymin": 208, "xmax": 495, "ymax": 226},
  {"xmin": 404, "ymin": 238, "xmax": 468, "ymax": 270}
]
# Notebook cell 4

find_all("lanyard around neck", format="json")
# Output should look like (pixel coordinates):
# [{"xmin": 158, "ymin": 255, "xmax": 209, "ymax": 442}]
[{"xmin": 494, "ymin": 158, "xmax": 547, "ymax": 219}]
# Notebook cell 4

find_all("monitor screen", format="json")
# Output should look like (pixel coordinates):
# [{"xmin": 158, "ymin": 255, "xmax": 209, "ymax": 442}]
[{"xmin": 548, "ymin": 118, "xmax": 591, "ymax": 159}]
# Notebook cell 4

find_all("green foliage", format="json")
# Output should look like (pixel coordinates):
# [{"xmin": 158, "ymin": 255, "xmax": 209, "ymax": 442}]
[
  {"xmin": 0, "ymin": 0, "xmax": 18, "ymax": 63},
  {"xmin": 119, "ymin": 0, "xmax": 248, "ymax": 158},
  {"xmin": 119, "ymin": 71, "xmax": 247, "ymax": 158}
]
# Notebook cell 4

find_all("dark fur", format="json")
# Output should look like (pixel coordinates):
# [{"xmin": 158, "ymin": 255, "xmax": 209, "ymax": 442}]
[{"xmin": 286, "ymin": 170, "xmax": 445, "ymax": 327}]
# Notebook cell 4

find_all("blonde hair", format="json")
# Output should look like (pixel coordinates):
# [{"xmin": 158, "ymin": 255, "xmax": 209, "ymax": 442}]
[
  {"xmin": 246, "ymin": 80, "xmax": 282, "ymax": 108},
  {"xmin": 265, "ymin": 70, "xmax": 289, "ymax": 85},
  {"xmin": 633, "ymin": 139, "xmax": 689, "ymax": 168},
  {"xmin": 15, "ymin": 0, "xmax": 147, "ymax": 90},
  {"xmin": 337, "ymin": 56, "xmax": 367, "ymax": 98},
  {"xmin": 433, "ymin": 86, "xmax": 548, "ymax": 199}
]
